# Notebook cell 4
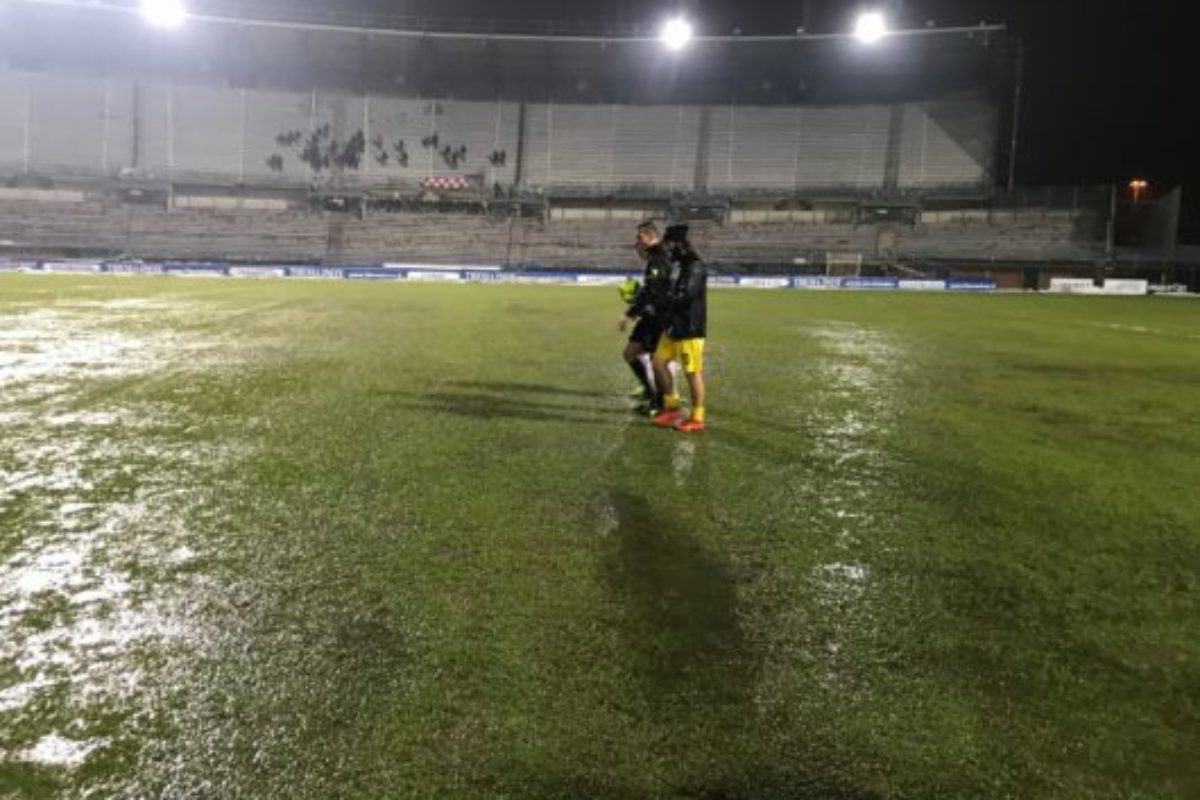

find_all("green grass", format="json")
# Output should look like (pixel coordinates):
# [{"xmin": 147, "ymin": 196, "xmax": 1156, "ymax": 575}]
[{"xmin": 0, "ymin": 276, "xmax": 1198, "ymax": 798}]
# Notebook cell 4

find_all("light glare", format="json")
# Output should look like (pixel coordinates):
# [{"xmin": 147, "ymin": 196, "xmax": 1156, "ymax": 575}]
[
  {"xmin": 854, "ymin": 12, "xmax": 888, "ymax": 44},
  {"xmin": 141, "ymin": 0, "xmax": 188, "ymax": 29},
  {"xmin": 660, "ymin": 18, "xmax": 692, "ymax": 51}
]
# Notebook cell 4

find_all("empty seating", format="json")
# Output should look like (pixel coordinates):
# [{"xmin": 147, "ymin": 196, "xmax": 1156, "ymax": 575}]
[
  {"xmin": 1, "ymin": 66, "xmax": 994, "ymax": 194},
  {"xmin": 0, "ymin": 198, "xmax": 1106, "ymax": 266},
  {"xmin": 897, "ymin": 96, "xmax": 996, "ymax": 189},
  {"xmin": 899, "ymin": 210, "xmax": 1104, "ymax": 261}
]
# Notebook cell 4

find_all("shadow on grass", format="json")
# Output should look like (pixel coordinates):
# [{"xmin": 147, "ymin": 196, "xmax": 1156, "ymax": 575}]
[
  {"xmin": 371, "ymin": 389, "xmax": 614, "ymax": 425},
  {"xmin": 600, "ymin": 489, "xmax": 751, "ymax": 707},
  {"xmin": 578, "ymin": 490, "xmax": 892, "ymax": 800},
  {"xmin": 504, "ymin": 757, "xmax": 886, "ymax": 800},
  {"xmin": 448, "ymin": 380, "xmax": 610, "ymax": 399}
]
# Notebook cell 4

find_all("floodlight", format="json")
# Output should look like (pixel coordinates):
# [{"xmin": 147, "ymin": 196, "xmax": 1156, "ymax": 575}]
[
  {"xmin": 141, "ymin": 0, "xmax": 188, "ymax": 29},
  {"xmin": 660, "ymin": 17, "xmax": 692, "ymax": 51},
  {"xmin": 853, "ymin": 12, "xmax": 888, "ymax": 44}
]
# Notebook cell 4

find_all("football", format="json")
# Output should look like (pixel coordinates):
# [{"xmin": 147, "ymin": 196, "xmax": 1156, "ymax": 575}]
[{"xmin": 618, "ymin": 277, "xmax": 640, "ymax": 303}]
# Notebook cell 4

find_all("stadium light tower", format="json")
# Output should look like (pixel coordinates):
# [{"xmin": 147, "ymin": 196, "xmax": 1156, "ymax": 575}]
[
  {"xmin": 141, "ymin": 0, "xmax": 188, "ymax": 29},
  {"xmin": 853, "ymin": 11, "xmax": 889, "ymax": 44},
  {"xmin": 660, "ymin": 17, "xmax": 693, "ymax": 51}
]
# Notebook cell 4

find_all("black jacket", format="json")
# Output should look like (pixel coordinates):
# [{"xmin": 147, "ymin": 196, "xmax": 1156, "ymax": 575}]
[
  {"xmin": 665, "ymin": 250, "xmax": 707, "ymax": 339},
  {"xmin": 626, "ymin": 243, "xmax": 673, "ymax": 321}
]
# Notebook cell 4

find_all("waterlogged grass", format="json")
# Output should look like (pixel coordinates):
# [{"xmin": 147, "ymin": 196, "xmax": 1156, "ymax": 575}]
[{"xmin": 0, "ymin": 276, "xmax": 1197, "ymax": 798}]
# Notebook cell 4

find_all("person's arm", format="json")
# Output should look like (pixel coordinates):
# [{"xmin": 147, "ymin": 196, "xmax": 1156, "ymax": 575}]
[
  {"xmin": 620, "ymin": 264, "xmax": 651, "ymax": 330},
  {"xmin": 620, "ymin": 249, "xmax": 651, "ymax": 328},
  {"xmin": 664, "ymin": 256, "xmax": 703, "ymax": 313},
  {"xmin": 679, "ymin": 259, "xmax": 706, "ymax": 305},
  {"xmin": 625, "ymin": 287, "xmax": 649, "ymax": 320},
  {"xmin": 625, "ymin": 257, "xmax": 664, "ymax": 319},
  {"xmin": 623, "ymin": 283, "xmax": 651, "ymax": 330},
  {"xmin": 642, "ymin": 249, "xmax": 674, "ymax": 315},
  {"xmin": 620, "ymin": 286, "xmax": 643, "ymax": 331}
]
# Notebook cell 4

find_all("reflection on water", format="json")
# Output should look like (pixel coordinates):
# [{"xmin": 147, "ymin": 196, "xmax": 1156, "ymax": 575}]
[
  {"xmin": 18, "ymin": 732, "xmax": 107, "ymax": 769},
  {"xmin": 0, "ymin": 299, "xmax": 247, "ymax": 778},
  {"xmin": 802, "ymin": 322, "xmax": 905, "ymax": 691}
]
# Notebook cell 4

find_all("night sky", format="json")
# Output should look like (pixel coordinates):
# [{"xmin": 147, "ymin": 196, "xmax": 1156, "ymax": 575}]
[{"xmin": 311, "ymin": 0, "xmax": 1193, "ymax": 239}]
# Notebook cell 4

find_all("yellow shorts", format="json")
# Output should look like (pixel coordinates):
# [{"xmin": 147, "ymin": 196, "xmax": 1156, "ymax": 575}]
[{"xmin": 654, "ymin": 336, "xmax": 705, "ymax": 374}]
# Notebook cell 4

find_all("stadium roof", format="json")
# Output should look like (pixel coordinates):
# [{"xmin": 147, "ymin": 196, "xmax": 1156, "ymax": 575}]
[{"xmin": 1, "ymin": 0, "xmax": 1011, "ymax": 105}]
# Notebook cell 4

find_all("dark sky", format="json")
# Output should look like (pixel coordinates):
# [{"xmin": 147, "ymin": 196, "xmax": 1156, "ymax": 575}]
[{"xmin": 280, "ymin": 0, "xmax": 1200, "ymax": 237}]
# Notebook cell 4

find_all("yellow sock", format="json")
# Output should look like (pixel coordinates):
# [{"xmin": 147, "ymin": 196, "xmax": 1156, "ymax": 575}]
[
  {"xmin": 691, "ymin": 405, "xmax": 705, "ymax": 423},
  {"xmin": 664, "ymin": 393, "xmax": 681, "ymax": 410}
]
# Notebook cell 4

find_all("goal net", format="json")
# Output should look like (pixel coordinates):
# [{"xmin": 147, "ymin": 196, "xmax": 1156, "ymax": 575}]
[{"xmin": 825, "ymin": 252, "xmax": 863, "ymax": 277}]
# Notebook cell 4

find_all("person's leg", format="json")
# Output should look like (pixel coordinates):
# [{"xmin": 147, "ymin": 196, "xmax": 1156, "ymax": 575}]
[
  {"xmin": 650, "ymin": 338, "xmax": 685, "ymax": 425},
  {"xmin": 638, "ymin": 353, "xmax": 656, "ymax": 393},
  {"xmin": 651, "ymin": 357, "xmax": 685, "ymax": 425},
  {"xmin": 653, "ymin": 357, "xmax": 678, "ymax": 409},
  {"xmin": 675, "ymin": 339, "xmax": 707, "ymax": 431},
  {"xmin": 684, "ymin": 370, "xmax": 705, "ymax": 422},
  {"xmin": 624, "ymin": 341, "xmax": 654, "ymax": 398}
]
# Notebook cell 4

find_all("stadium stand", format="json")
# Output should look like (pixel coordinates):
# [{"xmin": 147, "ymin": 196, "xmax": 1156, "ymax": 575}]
[
  {"xmin": 0, "ymin": 195, "xmax": 1107, "ymax": 267},
  {"xmin": 897, "ymin": 97, "xmax": 997, "ymax": 189},
  {"xmin": 2, "ymin": 13, "xmax": 1191, "ymax": 288},
  {"xmin": 898, "ymin": 209, "xmax": 1106, "ymax": 261},
  {"xmin": 240, "ymin": 89, "xmax": 316, "ymax": 184},
  {"xmin": 0, "ymin": 56, "xmax": 1111, "ymax": 271},
  {"xmin": 0, "ymin": 68, "xmax": 994, "ymax": 195},
  {"xmin": 699, "ymin": 105, "xmax": 894, "ymax": 193},
  {"xmin": 523, "ymin": 104, "xmax": 699, "ymax": 193}
]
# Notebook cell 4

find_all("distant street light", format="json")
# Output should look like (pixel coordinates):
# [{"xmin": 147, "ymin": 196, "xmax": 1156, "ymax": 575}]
[
  {"xmin": 660, "ymin": 17, "xmax": 693, "ymax": 51},
  {"xmin": 853, "ymin": 11, "xmax": 888, "ymax": 44},
  {"xmin": 141, "ymin": 0, "xmax": 187, "ymax": 29},
  {"xmin": 1129, "ymin": 179, "xmax": 1148, "ymax": 204}
]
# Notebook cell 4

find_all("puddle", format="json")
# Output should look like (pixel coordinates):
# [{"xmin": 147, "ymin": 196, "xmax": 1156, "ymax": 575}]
[
  {"xmin": 817, "ymin": 562, "xmax": 870, "ymax": 584},
  {"xmin": 804, "ymin": 321, "xmax": 901, "ymax": 544},
  {"xmin": 798, "ymin": 322, "xmax": 905, "ymax": 690},
  {"xmin": 0, "ymin": 296, "xmax": 254, "ymax": 779},
  {"xmin": 672, "ymin": 438, "xmax": 696, "ymax": 485},
  {"xmin": 0, "ymin": 306, "xmax": 222, "ymax": 406},
  {"xmin": 17, "ymin": 733, "xmax": 108, "ymax": 769}
]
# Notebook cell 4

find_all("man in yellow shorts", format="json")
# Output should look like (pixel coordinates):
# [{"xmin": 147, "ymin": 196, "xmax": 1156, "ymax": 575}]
[{"xmin": 651, "ymin": 224, "xmax": 708, "ymax": 432}]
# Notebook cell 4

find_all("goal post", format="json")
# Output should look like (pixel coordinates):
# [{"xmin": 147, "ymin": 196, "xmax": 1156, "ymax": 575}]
[{"xmin": 825, "ymin": 251, "xmax": 863, "ymax": 277}]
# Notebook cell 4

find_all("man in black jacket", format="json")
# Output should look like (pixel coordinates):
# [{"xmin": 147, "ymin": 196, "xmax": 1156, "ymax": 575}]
[
  {"xmin": 619, "ymin": 221, "xmax": 673, "ymax": 410},
  {"xmin": 652, "ymin": 224, "xmax": 708, "ymax": 432}
]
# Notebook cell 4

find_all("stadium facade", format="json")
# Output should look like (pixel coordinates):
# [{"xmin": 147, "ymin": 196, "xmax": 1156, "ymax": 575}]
[{"xmin": 0, "ymin": 1, "xmax": 1190, "ymax": 288}]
